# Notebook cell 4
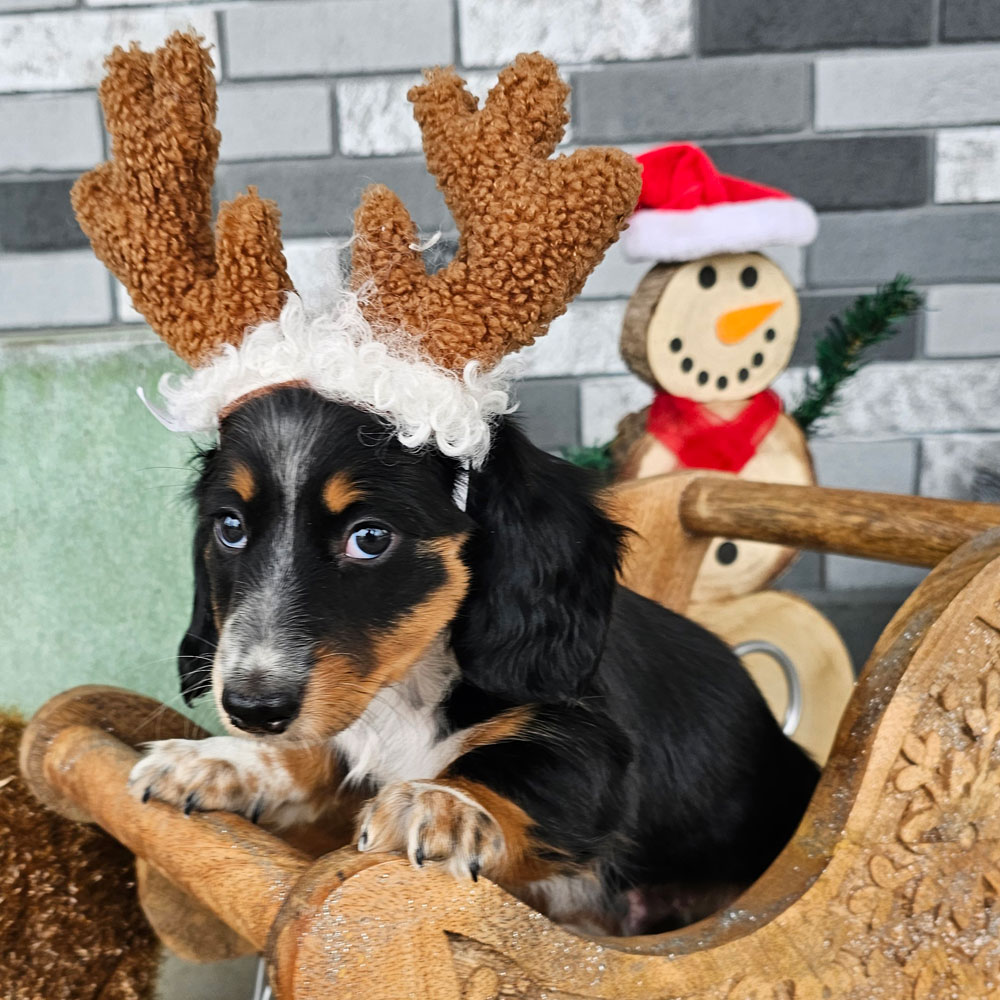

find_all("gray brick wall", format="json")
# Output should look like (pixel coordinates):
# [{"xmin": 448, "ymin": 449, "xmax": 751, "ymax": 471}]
[{"xmin": 3, "ymin": 0, "xmax": 1000, "ymax": 668}]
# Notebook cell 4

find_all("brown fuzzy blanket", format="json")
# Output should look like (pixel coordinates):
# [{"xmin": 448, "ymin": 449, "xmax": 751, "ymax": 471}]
[{"xmin": 0, "ymin": 711, "xmax": 159, "ymax": 1000}]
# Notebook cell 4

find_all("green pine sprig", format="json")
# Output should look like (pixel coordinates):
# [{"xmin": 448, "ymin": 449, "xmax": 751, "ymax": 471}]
[
  {"xmin": 561, "ymin": 442, "xmax": 616, "ymax": 481},
  {"xmin": 792, "ymin": 275, "xmax": 923, "ymax": 435}
]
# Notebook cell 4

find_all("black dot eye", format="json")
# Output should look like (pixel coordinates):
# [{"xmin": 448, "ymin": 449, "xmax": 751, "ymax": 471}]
[
  {"xmin": 716, "ymin": 541, "xmax": 738, "ymax": 565},
  {"xmin": 669, "ymin": 337, "xmax": 683, "ymax": 352},
  {"xmin": 697, "ymin": 371, "xmax": 709, "ymax": 385},
  {"xmin": 215, "ymin": 512, "xmax": 248, "ymax": 550},
  {"xmin": 752, "ymin": 352, "xmax": 764, "ymax": 367},
  {"xmin": 698, "ymin": 265, "xmax": 717, "ymax": 289},
  {"xmin": 345, "ymin": 523, "xmax": 392, "ymax": 560},
  {"xmin": 765, "ymin": 327, "xmax": 776, "ymax": 342},
  {"xmin": 740, "ymin": 266, "xmax": 758, "ymax": 288},
  {"xmin": 681, "ymin": 357, "xmax": 694, "ymax": 372}
]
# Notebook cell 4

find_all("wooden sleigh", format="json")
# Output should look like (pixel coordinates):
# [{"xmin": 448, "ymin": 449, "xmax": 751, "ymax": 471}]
[{"xmin": 20, "ymin": 473, "xmax": 1000, "ymax": 1000}]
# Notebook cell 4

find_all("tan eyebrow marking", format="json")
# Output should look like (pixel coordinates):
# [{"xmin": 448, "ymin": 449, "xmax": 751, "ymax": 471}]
[
  {"xmin": 228, "ymin": 462, "xmax": 257, "ymax": 503},
  {"xmin": 323, "ymin": 473, "xmax": 362, "ymax": 515}
]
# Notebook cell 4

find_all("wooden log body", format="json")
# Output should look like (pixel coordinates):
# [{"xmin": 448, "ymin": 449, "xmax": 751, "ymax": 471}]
[{"xmin": 620, "ymin": 415, "xmax": 815, "ymax": 602}]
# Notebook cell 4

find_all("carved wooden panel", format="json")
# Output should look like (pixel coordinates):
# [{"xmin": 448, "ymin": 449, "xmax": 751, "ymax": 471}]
[
  {"xmin": 449, "ymin": 934, "xmax": 590, "ymax": 1000},
  {"xmin": 825, "ymin": 612, "xmax": 1000, "ymax": 999}
]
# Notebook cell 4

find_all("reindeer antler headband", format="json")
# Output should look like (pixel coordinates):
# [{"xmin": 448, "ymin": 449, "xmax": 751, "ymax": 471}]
[{"xmin": 73, "ymin": 33, "xmax": 641, "ymax": 466}]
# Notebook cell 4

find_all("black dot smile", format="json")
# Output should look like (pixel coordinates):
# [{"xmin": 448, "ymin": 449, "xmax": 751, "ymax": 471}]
[{"xmin": 682, "ymin": 351, "xmax": 769, "ymax": 392}]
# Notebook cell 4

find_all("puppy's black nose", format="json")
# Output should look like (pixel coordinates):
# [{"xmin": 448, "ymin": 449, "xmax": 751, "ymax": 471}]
[{"xmin": 222, "ymin": 688, "xmax": 299, "ymax": 735}]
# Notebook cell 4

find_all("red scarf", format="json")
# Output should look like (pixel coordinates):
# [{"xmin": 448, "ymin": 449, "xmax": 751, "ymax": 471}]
[{"xmin": 646, "ymin": 389, "xmax": 782, "ymax": 473}]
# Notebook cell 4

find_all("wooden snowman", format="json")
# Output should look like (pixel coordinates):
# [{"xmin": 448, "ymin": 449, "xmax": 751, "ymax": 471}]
[{"xmin": 614, "ymin": 144, "xmax": 820, "ymax": 604}]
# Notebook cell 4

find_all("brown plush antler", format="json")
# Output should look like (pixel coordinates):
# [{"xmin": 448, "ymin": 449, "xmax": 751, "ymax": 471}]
[
  {"xmin": 71, "ymin": 32, "xmax": 292, "ymax": 367},
  {"xmin": 351, "ymin": 53, "xmax": 642, "ymax": 372}
]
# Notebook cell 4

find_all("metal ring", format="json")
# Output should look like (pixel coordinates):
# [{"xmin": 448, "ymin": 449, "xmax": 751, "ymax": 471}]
[{"xmin": 732, "ymin": 640, "xmax": 804, "ymax": 737}]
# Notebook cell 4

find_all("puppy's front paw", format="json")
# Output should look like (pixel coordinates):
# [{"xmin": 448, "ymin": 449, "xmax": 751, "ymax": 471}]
[
  {"xmin": 357, "ymin": 781, "xmax": 505, "ymax": 881},
  {"xmin": 128, "ymin": 737, "xmax": 267, "ymax": 822}
]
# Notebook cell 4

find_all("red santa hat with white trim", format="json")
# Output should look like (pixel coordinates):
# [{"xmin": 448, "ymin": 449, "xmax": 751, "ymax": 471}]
[{"xmin": 623, "ymin": 143, "xmax": 819, "ymax": 262}]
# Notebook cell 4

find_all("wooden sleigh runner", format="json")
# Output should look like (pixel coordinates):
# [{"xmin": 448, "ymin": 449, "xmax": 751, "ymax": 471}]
[{"xmin": 20, "ymin": 474, "xmax": 1000, "ymax": 1000}]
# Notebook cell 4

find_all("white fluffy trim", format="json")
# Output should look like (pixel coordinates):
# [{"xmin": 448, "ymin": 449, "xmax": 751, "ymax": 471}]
[
  {"xmin": 141, "ymin": 291, "xmax": 519, "ymax": 469},
  {"xmin": 622, "ymin": 198, "xmax": 819, "ymax": 262}
]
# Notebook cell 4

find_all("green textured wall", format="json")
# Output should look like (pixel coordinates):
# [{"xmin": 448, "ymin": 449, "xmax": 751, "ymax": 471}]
[{"xmin": 0, "ymin": 331, "xmax": 219, "ymax": 728}]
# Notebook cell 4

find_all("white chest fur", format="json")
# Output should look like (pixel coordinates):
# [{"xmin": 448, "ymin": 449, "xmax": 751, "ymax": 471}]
[{"xmin": 333, "ymin": 634, "xmax": 465, "ymax": 788}]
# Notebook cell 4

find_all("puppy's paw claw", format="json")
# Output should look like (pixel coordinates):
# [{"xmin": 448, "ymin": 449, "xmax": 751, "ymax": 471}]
[
  {"xmin": 357, "ymin": 781, "xmax": 504, "ymax": 882},
  {"xmin": 128, "ymin": 739, "xmax": 261, "ymax": 821}
]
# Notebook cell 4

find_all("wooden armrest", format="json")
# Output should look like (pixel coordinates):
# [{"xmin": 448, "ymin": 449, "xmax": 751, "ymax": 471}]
[
  {"xmin": 22, "ymin": 706, "xmax": 308, "ymax": 950},
  {"xmin": 677, "ymin": 476, "xmax": 1000, "ymax": 566},
  {"xmin": 611, "ymin": 474, "xmax": 1000, "ymax": 609}
]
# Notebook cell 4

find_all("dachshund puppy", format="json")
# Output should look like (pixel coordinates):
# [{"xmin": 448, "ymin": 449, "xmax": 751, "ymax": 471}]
[{"xmin": 130, "ymin": 386, "xmax": 818, "ymax": 933}]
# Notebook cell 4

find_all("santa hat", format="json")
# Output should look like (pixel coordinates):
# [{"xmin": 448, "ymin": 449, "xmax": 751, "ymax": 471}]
[{"xmin": 623, "ymin": 144, "xmax": 818, "ymax": 263}]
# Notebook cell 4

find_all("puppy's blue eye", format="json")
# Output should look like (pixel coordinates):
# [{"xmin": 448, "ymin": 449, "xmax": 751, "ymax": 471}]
[
  {"xmin": 345, "ymin": 524, "xmax": 391, "ymax": 560},
  {"xmin": 215, "ymin": 512, "xmax": 248, "ymax": 550}
]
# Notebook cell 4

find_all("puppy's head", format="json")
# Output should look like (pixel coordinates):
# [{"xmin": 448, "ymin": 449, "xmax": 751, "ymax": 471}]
[
  {"xmin": 180, "ymin": 387, "xmax": 624, "ymax": 742},
  {"xmin": 180, "ymin": 386, "xmax": 471, "ymax": 742}
]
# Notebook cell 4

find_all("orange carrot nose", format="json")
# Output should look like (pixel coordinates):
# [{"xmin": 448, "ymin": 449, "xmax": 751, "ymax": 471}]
[{"xmin": 715, "ymin": 301, "xmax": 782, "ymax": 345}]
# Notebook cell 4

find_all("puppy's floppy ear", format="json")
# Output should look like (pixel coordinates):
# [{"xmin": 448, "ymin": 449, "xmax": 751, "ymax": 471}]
[
  {"xmin": 178, "ymin": 523, "xmax": 217, "ymax": 706},
  {"xmin": 451, "ymin": 420, "xmax": 625, "ymax": 703}
]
